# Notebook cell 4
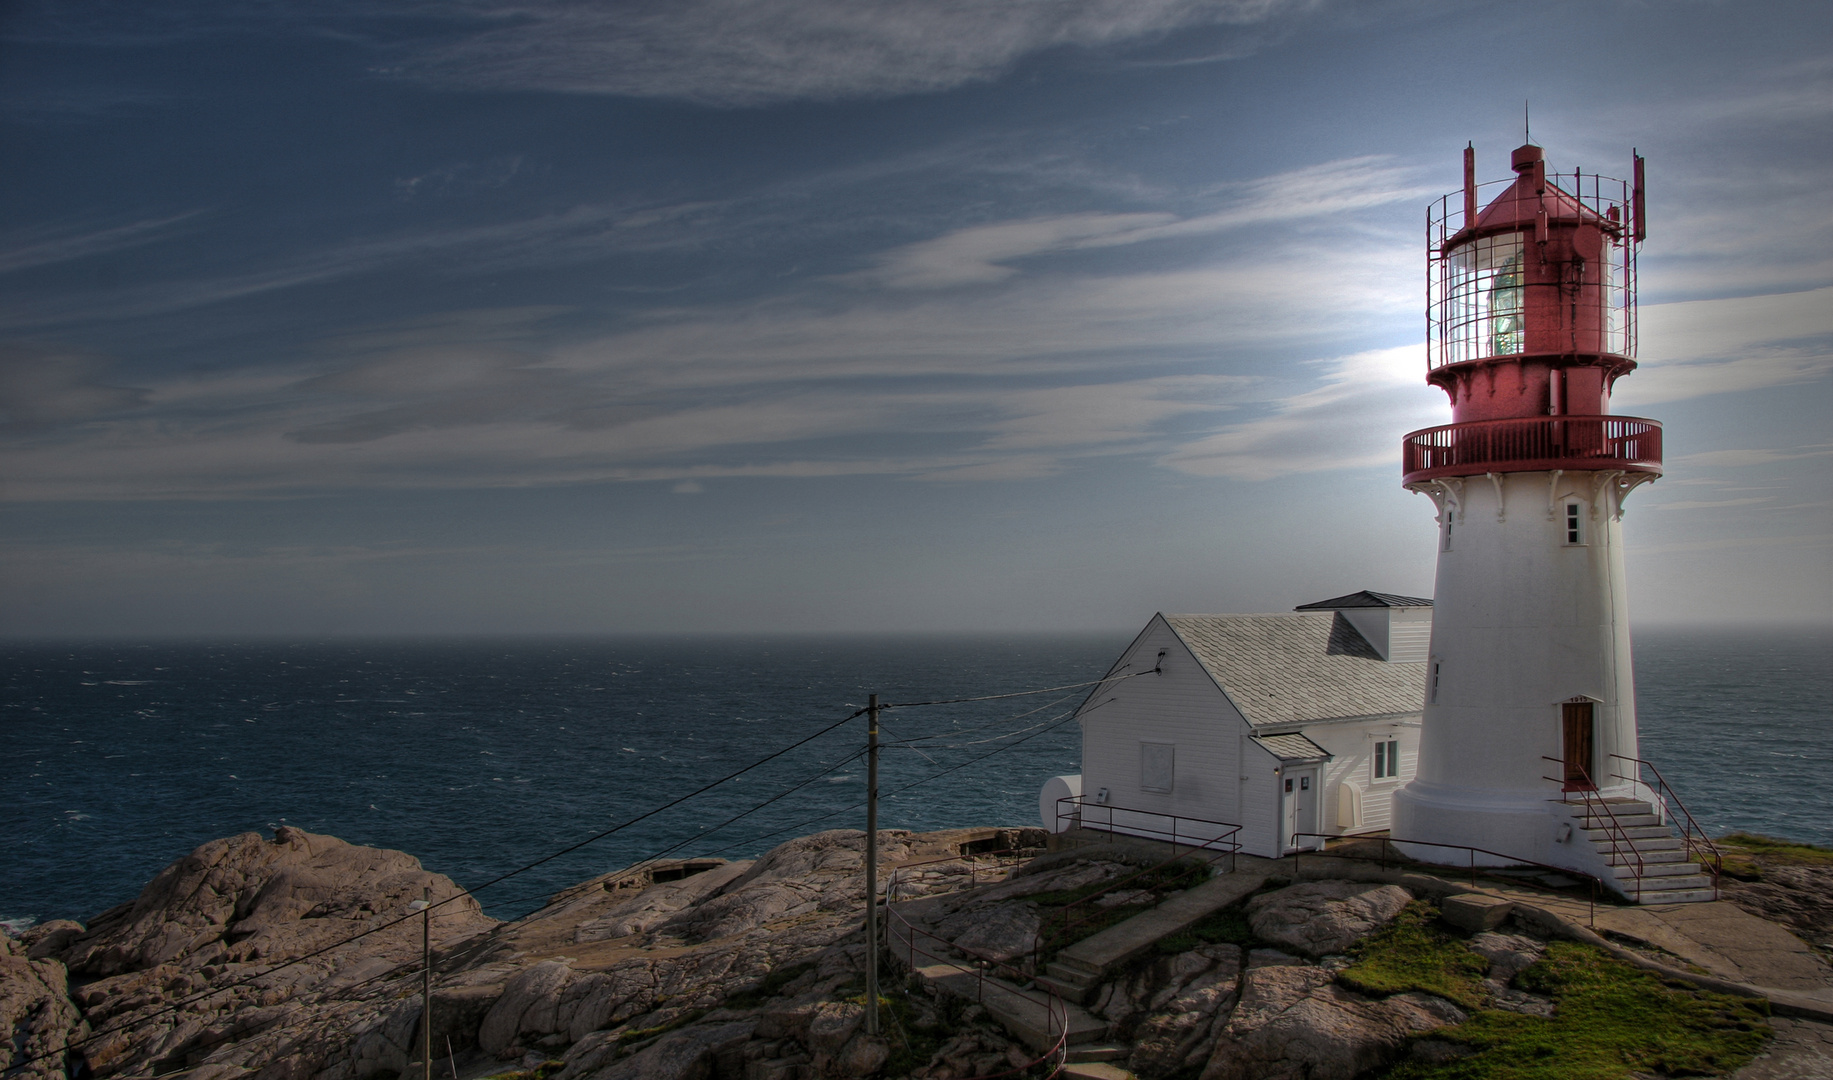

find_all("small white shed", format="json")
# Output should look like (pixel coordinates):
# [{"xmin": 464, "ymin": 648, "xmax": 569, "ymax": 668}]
[{"xmin": 1045, "ymin": 591, "xmax": 1432, "ymax": 859}]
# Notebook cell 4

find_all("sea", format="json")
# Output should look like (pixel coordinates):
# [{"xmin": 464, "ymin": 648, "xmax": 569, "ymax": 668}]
[{"xmin": 3, "ymin": 629, "xmax": 1828, "ymax": 931}]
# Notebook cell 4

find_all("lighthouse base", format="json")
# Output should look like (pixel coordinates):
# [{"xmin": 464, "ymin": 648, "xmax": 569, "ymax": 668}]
[{"xmin": 1389, "ymin": 779, "xmax": 1631, "ymax": 879}]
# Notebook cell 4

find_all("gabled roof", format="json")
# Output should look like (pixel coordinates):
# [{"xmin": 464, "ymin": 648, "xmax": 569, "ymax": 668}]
[
  {"xmin": 1163, "ymin": 612, "xmax": 1426, "ymax": 728},
  {"xmin": 1294, "ymin": 590, "xmax": 1433, "ymax": 611}
]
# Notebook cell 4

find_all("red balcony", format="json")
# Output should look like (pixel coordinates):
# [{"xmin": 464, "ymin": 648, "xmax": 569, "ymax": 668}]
[{"xmin": 1402, "ymin": 415, "xmax": 1662, "ymax": 485}]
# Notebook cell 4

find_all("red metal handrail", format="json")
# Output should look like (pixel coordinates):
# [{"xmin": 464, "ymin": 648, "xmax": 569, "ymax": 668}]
[
  {"xmin": 1609, "ymin": 754, "xmax": 1722, "ymax": 898},
  {"xmin": 881, "ymin": 868, "xmax": 1068, "ymax": 1079},
  {"xmin": 1543, "ymin": 757, "xmax": 1645, "ymax": 896},
  {"xmin": 1288, "ymin": 831, "xmax": 1604, "ymax": 926},
  {"xmin": 1038, "ymin": 797, "xmax": 1242, "ymax": 962},
  {"xmin": 1054, "ymin": 796, "xmax": 1242, "ymax": 874},
  {"xmin": 1402, "ymin": 415, "xmax": 1662, "ymax": 484},
  {"xmin": 883, "ymin": 846, "xmax": 1039, "ymax": 901}
]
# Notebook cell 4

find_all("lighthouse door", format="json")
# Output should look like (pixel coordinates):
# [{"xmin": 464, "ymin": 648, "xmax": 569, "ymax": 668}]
[
  {"xmin": 1282, "ymin": 769, "xmax": 1318, "ymax": 852},
  {"xmin": 1562, "ymin": 701, "xmax": 1596, "ymax": 790}
]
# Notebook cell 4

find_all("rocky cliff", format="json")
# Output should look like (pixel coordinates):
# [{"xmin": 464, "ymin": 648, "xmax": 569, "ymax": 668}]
[{"xmin": 3, "ymin": 825, "xmax": 1804, "ymax": 1080}]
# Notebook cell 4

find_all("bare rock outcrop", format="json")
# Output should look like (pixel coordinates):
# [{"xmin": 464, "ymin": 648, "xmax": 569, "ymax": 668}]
[
  {"xmin": 62, "ymin": 827, "xmax": 494, "ymax": 979},
  {"xmin": 1, "ymin": 938, "xmax": 87, "ymax": 1080},
  {"xmin": 1199, "ymin": 962, "xmax": 1465, "ymax": 1080},
  {"xmin": 886, "ymin": 858, "xmax": 1129, "ymax": 969},
  {"xmin": 1116, "ymin": 945, "xmax": 1243, "ymax": 1078},
  {"xmin": 1245, "ymin": 882, "xmax": 1412, "ymax": 958}
]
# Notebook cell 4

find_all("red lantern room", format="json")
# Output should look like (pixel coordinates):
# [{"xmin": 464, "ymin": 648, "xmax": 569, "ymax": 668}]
[{"xmin": 1401, "ymin": 144, "xmax": 1662, "ymax": 486}]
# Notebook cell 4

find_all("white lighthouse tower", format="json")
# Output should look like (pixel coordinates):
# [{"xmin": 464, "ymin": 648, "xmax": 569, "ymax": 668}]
[{"xmin": 1390, "ymin": 143, "xmax": 1715, "ymax": 903}]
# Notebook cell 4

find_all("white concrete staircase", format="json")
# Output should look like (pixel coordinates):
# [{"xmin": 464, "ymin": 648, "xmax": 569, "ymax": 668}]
[{"xmin": 1570, "ymin": 797, "xmax": 1717, "ymax": 905}]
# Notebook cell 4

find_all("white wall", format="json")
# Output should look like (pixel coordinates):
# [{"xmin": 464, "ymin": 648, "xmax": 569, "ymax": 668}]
[
  {"xmin": 1394, "ymin": 469, "xmax": 1650, "ymax": 869},
  {"xmin": 1240, "ymin": 735, "xmax": 1281, "ymax": 857},
  {"xmin": 1337, "ymin": 606, "xmax": 1432, "ymax": 663},
  {"xmin": 1388, "ymin": 608, "xmax": 1433, "ymax": 663},
  {"xmin": 1079, "ymin": 616, "xmax": 1247, "ymax": 853},
  {"xmin": 1308, "ymin": 719, "xmax": 1420, "ymax": 836}
]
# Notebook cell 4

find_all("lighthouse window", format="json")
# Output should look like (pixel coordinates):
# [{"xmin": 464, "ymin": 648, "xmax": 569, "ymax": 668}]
[
  {"xmin": 1440, "ymin": 232, "xmax": 1527, "ymax": 365},
  {"xmin": 1565, "ymin": 503, "xmax": 1585, "ymax": 545},
  {"xmin": 1429, "ymin": 660, "xmax": 1441, "ymax": 703},
  {"xmin": 1374, "ymin": 740, "xmax": 1401, "ymax": 780}
]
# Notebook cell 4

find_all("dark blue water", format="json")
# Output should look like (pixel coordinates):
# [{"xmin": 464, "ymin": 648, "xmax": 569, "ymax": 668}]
[
  {"xmin": 3, "ymin": 630, "xmax": 1827, "ymax": 930},
  {"xmin": 1, "ymin": 636, "xmax": 1115, "ymax": 929},
  {"xmin": 1631, "ymin": 628, "xmax": 1832, "ymax": 850}
]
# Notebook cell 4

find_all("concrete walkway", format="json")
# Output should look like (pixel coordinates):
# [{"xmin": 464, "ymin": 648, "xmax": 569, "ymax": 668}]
[
  {"xmin": 1037, "ymin": 873, "xmax": 1267, "ymax": 1003},
  {"xmin": 907, "ymin": 961, "xmax": 1107, "ymax": 1053}
]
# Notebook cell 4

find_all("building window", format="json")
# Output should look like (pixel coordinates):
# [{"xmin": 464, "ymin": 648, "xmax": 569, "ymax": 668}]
[
  {"xmin": 1442, "ymin": 514, "xmax": 1454, "ymax": 551},
  {"xmin": 1373, "ymin": 739, "xmax": 1401, "ymax": 780},
  {"xmin": 1429, "ymin": 660, "xmax": 1441, "ymax": 704},
  {"xmin": 1140, "ymin": 741, "xmax": 1174, "ymax": 793},
  {"xmin": 1565, "ymin": 503, "xmax": 1585, "ymax": 545}
]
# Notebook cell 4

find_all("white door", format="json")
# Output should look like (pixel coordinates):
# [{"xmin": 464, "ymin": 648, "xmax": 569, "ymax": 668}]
[{"xmin": 1282, "ymin": 768, "xmax": 1318, "ymax": 852}]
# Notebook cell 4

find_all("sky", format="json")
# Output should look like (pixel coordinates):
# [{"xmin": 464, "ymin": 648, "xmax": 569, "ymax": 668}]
[{"xmin": 1, "ymin": 0, "xmax": 1828, "ymax": 637}]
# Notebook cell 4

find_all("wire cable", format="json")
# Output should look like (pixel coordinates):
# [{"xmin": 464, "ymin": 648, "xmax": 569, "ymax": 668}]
[
  {"xmin": 10, "ymin": 667, "xmax": 1137, "ymax": 1075},
  {"xmin": 877, "ymin": 667, "xmax": 1151, "ymax": 710},
  {"xmin": 3, "ymin": 706, "xmax": 867, "ymax": 1075}
]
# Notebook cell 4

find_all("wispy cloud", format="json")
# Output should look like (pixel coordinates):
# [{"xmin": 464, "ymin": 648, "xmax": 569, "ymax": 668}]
[
  {"xmin": 852, "ymin": 157, "xmax": 1428, "ymax": 289},
  {"xmin": 393, "ymin": 0, "xmax": 1307, "ymax": 107},
  {"xmin": 0, "ymin": 213, "xmax": 201, "ymax": 275},
  {"xmin": 1617, "ymin": 286, "xmax": 1833, "ymax": 406},
  {"xmin": 1672, "ymin": 445, "xmax": 1833, "ymax": 468},
  {"xmin": 1155, "ymin": 344, "xmax": 1444, "ymax": 481}
]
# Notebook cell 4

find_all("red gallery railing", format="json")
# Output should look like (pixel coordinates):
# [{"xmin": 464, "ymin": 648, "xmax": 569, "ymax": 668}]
[
  {"xmin": 882, "ymin": 851, "xmax": 1068, "ymax": 1079},
  {"xmin": 1402, "ymin": 415, "xmax": 1661, "ymax": 485}
]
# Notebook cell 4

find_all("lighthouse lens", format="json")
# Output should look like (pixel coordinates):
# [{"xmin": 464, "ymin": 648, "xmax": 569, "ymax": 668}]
[{"xmin": 1440, "ymin": 232, "xmax": 1526, "ymax": 364}]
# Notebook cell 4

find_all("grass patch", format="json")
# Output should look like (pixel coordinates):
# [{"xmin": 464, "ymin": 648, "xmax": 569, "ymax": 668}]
[
  {"xmin": 879, "ymin": 980, "xmax": 959, "ymax": 1079},
  {"xmin": 1380, "ymin": 941, "xmax": 1770, "ymax": 1080},
  {"xmin": 1337, "ymin": 901, "xmax": 1489, "ymax": 1010},
  {"xmin": 1717, "ymin": 832, "xmax": 1833, "ymax": 880}
]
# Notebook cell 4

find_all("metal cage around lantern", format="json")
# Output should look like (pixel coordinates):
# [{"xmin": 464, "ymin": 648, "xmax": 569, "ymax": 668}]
[{"xmin": 1426, "ymin": 170, "xmax": 1640, "ymax": 372}]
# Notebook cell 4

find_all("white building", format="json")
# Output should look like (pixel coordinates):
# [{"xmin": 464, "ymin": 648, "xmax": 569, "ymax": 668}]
[{"xmin": 1042, "ymin": 591, "xmax": 1432, "ymax": 859}]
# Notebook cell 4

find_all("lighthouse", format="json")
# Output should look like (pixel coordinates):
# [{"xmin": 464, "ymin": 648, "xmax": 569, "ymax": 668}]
[{"xmin": 1390, "ymin": 143, "xmax": 1715, "ymax": 902}]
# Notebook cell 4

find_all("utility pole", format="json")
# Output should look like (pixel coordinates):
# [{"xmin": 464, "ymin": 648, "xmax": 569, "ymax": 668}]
[
  {"xmin": 864, "ymin": 693, "xmax": 880, "ymax": 1036},
  {"xmin": 422, "ymin": 887, "xmax": 433, "ymax": 1080}
]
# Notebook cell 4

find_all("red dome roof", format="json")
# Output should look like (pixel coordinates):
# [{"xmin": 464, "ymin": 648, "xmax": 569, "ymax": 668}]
[{"xmin": 1471, "ymin": 143, "xmax": 1613, "ymax": 234}]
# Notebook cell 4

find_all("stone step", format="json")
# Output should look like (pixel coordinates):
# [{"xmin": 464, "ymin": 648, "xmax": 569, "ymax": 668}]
[
  {"xmin": 1608, "ymin": 860, "xmax": 1704, "ymax": 878},
  {"xmin": 1064, "ymin": 1044, "xmax": 1129, "ymax": 1064},
  {"xmin": 1597, "ymin": 798, "xmax": 1656, "ymax": 814},
  {"xmin": 1625, "ymin": 874, "xmax": 1714, "ymax": 894},
  {"xmin": 1601, "ymin": 848, "xmax": 1691, "ymax": 867},
  {"xmin": 1573, "ymin": 813, "xmax": 1663, "ymax": 829},
  {"xmin": 1576, "ymin": 823, "xmax": 1671, "ymax": 839},
  {"xmin": 1050, "ymin": 954, "xmax": 1106, "ymax": 980},
  {"xmin": 910, "ymin": 963, "xmax": 1106, "ymax": 1052},
  {"xmin": 1583, "ymin": 828, "xmax": 1679, "ymax": 847},
  {"xmin": 1034, "ymin": 972, "xmax": 1096, "ymax": 1004},
  {"xmin": 1634, "ymin": 885, "xmax": 1719, "ymax": 905}
]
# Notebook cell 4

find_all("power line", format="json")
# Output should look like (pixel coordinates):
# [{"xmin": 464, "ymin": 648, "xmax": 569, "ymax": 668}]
[
  {"xmin": 4, "ymin": 705, "xmax": 867, "ymax": 1076},
  {"xmin": 10, "ymin": 666, "xmax": 1140, "ymax": 1076},
  {"xmin": 699, "ymin": 696, "xmax": 1100, "ymax": 859},
  {"xmin": 877, "ymin": 667, "xmax": 1150, "ymax": 710}
]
